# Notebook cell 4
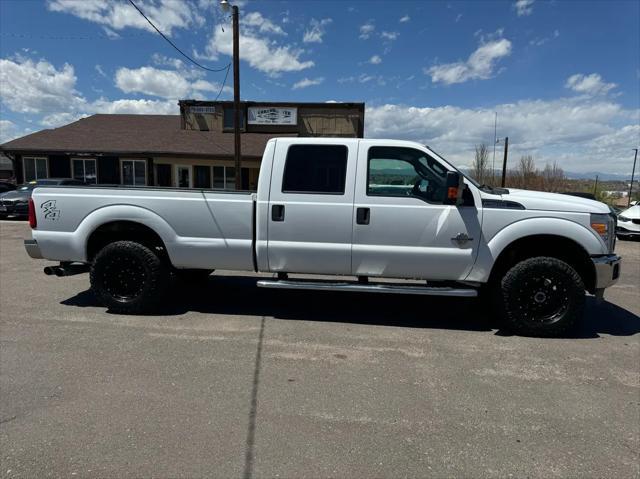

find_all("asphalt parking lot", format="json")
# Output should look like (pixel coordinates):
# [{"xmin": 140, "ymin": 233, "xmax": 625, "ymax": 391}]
[{"xmin": 0, "ymin": 220, "xmax": 638, "ymax": 478}]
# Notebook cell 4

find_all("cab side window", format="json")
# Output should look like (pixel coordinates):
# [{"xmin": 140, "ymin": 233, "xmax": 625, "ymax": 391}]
[
  {"xmin": 367, "ymin": 147, "xmax": 448, "ymax": 204},
  {"xmin": 282, "ymin": 145, "xmax": 348, "ymax": 194}
]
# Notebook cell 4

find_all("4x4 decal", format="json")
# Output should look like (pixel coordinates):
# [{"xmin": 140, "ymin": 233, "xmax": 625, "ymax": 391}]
[{"xmin": 41, "ymin": 200, "xmax": 61, "ymax": 221}]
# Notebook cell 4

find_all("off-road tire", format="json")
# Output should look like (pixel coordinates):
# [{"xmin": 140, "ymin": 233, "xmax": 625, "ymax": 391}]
[
  {"xmin": 495, "ymin": 256, "xmax": 585, "ymax": 337},
  {"xmin": 90, "ymin": 240, "xmax": 169, "ymax": 314}
]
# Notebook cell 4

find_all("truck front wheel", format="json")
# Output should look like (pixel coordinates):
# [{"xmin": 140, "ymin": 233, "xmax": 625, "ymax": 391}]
[
  {"xmin": 90, "ymin": 240, "xmax": 169, "ymax": 314},
  {"xmin": 495, "ymin": 256, "xmax": 585, "ymax": 337}
]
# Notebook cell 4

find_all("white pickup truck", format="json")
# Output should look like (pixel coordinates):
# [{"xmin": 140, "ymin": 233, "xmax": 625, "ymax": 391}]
[{"xmin": 24, "ymin": 138, "xmax": 621, "ymax": 336}]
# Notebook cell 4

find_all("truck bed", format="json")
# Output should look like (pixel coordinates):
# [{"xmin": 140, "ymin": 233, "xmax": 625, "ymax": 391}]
[{"xmin": 31, "ymin": 186, "xmax": 256, "ymax": 271}]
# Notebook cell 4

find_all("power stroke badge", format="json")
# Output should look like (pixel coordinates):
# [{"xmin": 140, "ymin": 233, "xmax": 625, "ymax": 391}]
[{"xmin": 41, "ymin": 200, "xmax": 61, "ymax": 221}]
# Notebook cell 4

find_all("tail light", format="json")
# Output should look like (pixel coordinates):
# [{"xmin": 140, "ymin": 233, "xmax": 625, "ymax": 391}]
[{"xmin": 28, "ymin": 198, "xmax": 37, "ymax": 228}]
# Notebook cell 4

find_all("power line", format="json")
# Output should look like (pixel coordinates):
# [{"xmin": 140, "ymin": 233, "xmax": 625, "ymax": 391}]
[
  {"xmin": 127, "ymin": 0, "xmax": 230, "ymax": 73},
  {"xmin": 214, "ymin": 64, "xmax": 231, "ymax": 101}
]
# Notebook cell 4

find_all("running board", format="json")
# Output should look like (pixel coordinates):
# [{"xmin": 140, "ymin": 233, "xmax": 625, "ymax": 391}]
[{"xmin": 256, "ymin": 279, "xmax": 478, "ymax": 297}]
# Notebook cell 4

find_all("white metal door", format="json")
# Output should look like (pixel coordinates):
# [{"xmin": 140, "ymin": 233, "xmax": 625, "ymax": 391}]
[
  {"xmin": 267, "ymin": 139, "xmax": 357, "ymax": 275},
  {"xmin": 351, "ymin": 142, "xmax": 482, "ymax": 281}
]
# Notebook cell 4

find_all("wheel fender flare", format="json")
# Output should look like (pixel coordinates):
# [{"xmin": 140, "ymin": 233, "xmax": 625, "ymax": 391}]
[
  {"xmin": 467, "ymin": 217, "xmax": 603, "ymax": 282},
  {"xmin": 77, "ymin": 204, "xmax": 179, "ymax": 261}
]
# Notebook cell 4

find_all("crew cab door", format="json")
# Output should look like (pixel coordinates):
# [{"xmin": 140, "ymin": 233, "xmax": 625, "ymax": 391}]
[
  {"xmin": 351, "ymin": 142, "xmax": 482, "ymax": 281},
  {"xmin": 267, "ymin": 140, "xmax": 357, "ymax": 275}
]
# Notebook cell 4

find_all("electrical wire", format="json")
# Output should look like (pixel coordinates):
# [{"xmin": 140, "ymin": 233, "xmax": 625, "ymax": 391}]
[
  {"xmin": 127, "ymin": 0, "xmax": 230, "ymax": 73},
  {"xmin": 214, "ymin": 64, "xmax": 231, "ymax": 101}
]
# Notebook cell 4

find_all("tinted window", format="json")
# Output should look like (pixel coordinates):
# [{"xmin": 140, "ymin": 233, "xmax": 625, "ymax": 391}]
[
  {"xmin": 282, "ymin": 145, "xmax": 348, "ymax": 194},
  {"xmin": 193, "ymin": 165, "xmax": 211, "ymax": 188},
  {"xmin": 223, "ymin": 108, "xmax": 245, "ymax": 130}
]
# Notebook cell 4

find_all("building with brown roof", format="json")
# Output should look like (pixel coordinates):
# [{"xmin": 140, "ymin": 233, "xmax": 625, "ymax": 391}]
[{"xmin": 0, "ymin": 100, "xmax": 364, "ymax": 190}]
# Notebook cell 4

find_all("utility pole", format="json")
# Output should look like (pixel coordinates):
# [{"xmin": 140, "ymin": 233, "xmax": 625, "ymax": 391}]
[
  {"xmin": 231, "ymin": 4, "xmax": 241, "ymax": 190},
  {"xmin": 593, "ymin": 175, "xmax": 599, "ymax": 196},
  {"xmin": 500, "ymin": 136, "xmax": 509, "ymax": 187},
  {"xmin": 492, "ymin": 111, "xmax": 497, "ymax": 185},
  {"xmin": 221, "ymin": 0, "xmax": 241, "ymax": 190},
  {"xmin": 629, "ymin": 148, "xmax": 638, "ymax": 207}
]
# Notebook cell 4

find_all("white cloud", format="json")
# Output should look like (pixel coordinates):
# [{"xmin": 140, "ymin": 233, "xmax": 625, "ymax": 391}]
[
  {"xmin": 202, "ymin": 12, "xmax": 314, "ymax": 75},
  {"xmin": 95, "ymin": 64, "xmax": 107, "ymax": 78},
  {"xmin": 115, "ymin": 66, "xmax": 230, "ymax": 99},
  {"xmin": 0, "ymin": 120, "xmax": 33, "ymax": 143},
  {"xmin": 369, "ymin": 55, "xmax": 382, "ymax": 65},
  {"xmin": 0, "ymin": 55, "xmax": 185, "ymax": 130},
  {"xmin": 359, "ymin": 21, "xmax": 375, "ymax": 39},
  {"xmin": 303, "ymin": 18, "xmax": 332, "ymax": 43},
  {"xmin": 380, "ymin": 31, "xmax": 399, "ymax": 41},
  {"xmin": 243, "ymin": 11, "xmax": 285, "ymax": 35},
  {"xmin": 399, "ymin": 15, "xmax": 410, "ymax": 23},
  {"xmin": 565, "ymin": 73, "xmax": 617, "ymax": 96},
  {"xmin": 529, "ymin": 29, "xmax": 559, "ymax": 46},
  {"xmin": 47, "ymin": 0, "xmax": 203, "ymax": 36},
  {"xmin": 0, "ymin": 56, "xmax": 82, "ymax": 113},
  {"xmin": 513, "ymin": 0, "xmax": 534, "ymax": 17},
  {"xmin": 292, "ymin": 77, "xmax": 324, "ymax": 90},
  {"xmin": 365, "ymin": 97, "xmax": 638, "ymax": 174},
  {"xmin": 514, "ymin": 0, "xmax": 535, "ymax": 16},
  {"xmin": 426, "ymin": 37, "xmax": 512, "ymax": 85},
  {"xmin": 151, "ymin": 53, "xmax": 184, "ymax": 69}
]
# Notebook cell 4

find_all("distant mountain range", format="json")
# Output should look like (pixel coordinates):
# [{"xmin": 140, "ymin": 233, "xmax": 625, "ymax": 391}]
[
  {"xmin": 458, "ymin": 167, "xmax": 633, "ymax": 182},
  {"xmin": 564, "ymin": 171, "xmax": 633, "ymax": 181}
]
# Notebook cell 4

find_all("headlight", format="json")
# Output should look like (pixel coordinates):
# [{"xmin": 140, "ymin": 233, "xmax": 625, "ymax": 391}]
[
  {"xmin": 618, "ymin": 215, "xmax": 630, "ymax": 222},
  {"xmin": 590, "ymin": 213, "xmax": 614, "ymax": 250}
]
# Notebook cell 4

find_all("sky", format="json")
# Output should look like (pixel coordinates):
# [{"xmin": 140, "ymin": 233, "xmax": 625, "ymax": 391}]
[{"xmin": 0, "ymin": 0, "xmax": 638, "ymax": 175}]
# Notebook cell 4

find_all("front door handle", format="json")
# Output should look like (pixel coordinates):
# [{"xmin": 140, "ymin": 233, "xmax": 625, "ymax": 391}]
[
  {"xmin": 272, "ymin": 204, "xmax": 285, "ymax": 221},
  {"xmin": 356, "ymin": 207, "xmax": 370, "ymax": 225}
]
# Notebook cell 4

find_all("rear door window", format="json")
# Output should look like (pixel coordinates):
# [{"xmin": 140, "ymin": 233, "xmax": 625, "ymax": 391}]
[{"xmin": 282, "ymin": 145, "xmax": 348, "ymax": 194}]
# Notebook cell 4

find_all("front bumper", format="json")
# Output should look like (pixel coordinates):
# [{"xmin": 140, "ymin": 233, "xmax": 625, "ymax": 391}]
[
  {"xmin": 24, "ymin": 239, "xmax": 43, "ymax": 259},
  {"xmin": 591, "ymin": 254, "xmax": 621, "ymax": 290},
  {"xmin": 616, "ymin": 226, "xmax": 640, "ymax": 238}
]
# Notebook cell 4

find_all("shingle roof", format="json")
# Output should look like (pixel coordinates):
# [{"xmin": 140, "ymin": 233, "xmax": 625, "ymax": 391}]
[{"xmin": 0, "ymin": 114, "xmax": 292, "ymax": 158}]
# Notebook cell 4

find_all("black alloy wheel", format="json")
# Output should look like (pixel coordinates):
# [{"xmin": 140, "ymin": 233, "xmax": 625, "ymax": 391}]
[
  {"xmin": 90, "ymin": 240, "xmax": 168, "ymax": 314},
  {"xmin": 497, "ymin": 256, "xmax": 585, "ymax": 337}
]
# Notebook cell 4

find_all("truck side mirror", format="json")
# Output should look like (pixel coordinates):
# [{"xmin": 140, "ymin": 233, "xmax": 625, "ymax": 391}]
[{"xmin": 444, "ymin": 171, "xmax": 464, "ymax": 206}]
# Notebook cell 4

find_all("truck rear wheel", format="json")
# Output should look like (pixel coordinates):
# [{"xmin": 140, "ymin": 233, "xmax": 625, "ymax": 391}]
[
  {"xmin": 90, "ymin": 240, "xmax": 169, "ymax": 314},
  {"xmin": 495, "ymin": 256, "xmax": 585, "ymax": 337}
]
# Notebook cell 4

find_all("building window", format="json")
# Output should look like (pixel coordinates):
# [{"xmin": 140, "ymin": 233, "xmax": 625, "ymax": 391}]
[
  {"xmin": 121, "ymin": 159, "xmax": 146, "ymax": 186},
  {"xmin": 72, "ymin": 158, "xmax": 97, "ymax": 184},
  {"xmin": 193, "ymin": 165, "xmax": 211, "ymax": 188},
  {"xmin": 213, "ymin": 166, "xmax": 236, "ymax": 189},
  {"xmin": 282, "ymin": 145, "xmax": 348, "ymax": 194},
  {"xmin": 223, "ymin": 108, "xmax": 246, "ymax": 131},
  {"xmin": 23, "ymin": 157, "xmax": 47, "ymax": 182},
  {"xmin": 175, "ymin": 165, "xmax": 191, "ymax": 188}
]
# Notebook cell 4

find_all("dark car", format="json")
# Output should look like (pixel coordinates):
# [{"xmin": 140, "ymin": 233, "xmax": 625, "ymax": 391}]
[
  {"xmin": 0, "ymin": 182, "xmax": 17, "ymax": 194},
  {"xmin": 0, "ymin": 178, "xmax": 86, "ymax": 219}
]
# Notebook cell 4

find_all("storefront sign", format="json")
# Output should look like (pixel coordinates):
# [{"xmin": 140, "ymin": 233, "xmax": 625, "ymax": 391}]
[
  {"xmin": 189, "ymin": 106, "xmax": 216, "ymax": 114},
  {"xmin": 248, "ymin": 107, "xmax": 297, "ymax": 125}
]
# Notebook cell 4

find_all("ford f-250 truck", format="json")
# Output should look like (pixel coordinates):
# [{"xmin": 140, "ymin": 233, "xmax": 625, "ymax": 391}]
[{"xmin": 24, "ymin": 138, "xmax": 621, "ymax": 336}]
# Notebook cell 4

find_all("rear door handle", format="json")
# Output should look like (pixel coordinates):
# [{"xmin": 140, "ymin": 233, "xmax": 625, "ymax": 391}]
[
  {"xmin": 356, "ymin": 207, "xmax": 370, "ymax": 225},
  {"xmin": 272, "ymin": 204, "xmax": 285, "ymax": 222}
]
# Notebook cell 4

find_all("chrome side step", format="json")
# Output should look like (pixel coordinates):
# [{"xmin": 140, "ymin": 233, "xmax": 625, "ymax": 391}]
[{"xmin": 256, "ymin": 279, "xmax": 478, "ymax": 297}]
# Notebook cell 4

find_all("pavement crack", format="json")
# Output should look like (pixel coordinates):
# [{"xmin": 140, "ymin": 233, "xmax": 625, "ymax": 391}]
[{"xmin": 242, "ymin": 315, "xmax": 266, "ymax": 479}]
